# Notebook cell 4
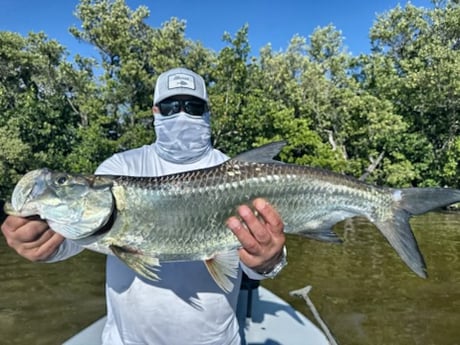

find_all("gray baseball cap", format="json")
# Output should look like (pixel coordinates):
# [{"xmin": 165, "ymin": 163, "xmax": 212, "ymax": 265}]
[{"xmin": 153, "ymin": 67, "xmax": 208, "ymax": 105}]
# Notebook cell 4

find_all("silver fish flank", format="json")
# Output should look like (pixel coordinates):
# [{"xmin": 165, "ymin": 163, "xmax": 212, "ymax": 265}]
[{"xmin": 6, "ymin": 142, "xmax": 460, "ymax": 292}]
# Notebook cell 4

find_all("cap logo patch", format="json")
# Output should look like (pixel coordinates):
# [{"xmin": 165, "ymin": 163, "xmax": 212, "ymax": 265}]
[{"xmin": 168, "ymin": 73, "xmax": 195, "ymax": 90}]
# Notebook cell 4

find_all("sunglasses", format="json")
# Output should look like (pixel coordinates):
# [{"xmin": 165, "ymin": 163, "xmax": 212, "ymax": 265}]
[{"xmin": 158, "ymin": 98, "xmax": 208, "ymax": 116}]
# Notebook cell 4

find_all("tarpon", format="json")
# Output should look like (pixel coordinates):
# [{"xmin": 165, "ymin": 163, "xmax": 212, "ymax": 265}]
[{"xmin": 5, "ymin": 142, "xmax": 460, "ymax": 292}]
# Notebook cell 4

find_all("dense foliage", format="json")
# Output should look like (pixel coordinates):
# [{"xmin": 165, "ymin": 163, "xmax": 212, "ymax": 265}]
[{"xmin": 1, "ymin": 0, "xmax": 459, "ymax": 199}]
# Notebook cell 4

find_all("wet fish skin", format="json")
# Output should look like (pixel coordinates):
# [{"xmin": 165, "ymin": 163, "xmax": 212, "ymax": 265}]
[{"xmin": 5, "ymin": 142, "xmax": 460, "ymax": 292}]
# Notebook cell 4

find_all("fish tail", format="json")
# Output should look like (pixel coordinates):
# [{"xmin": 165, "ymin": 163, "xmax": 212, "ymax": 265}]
[
  {"xmin": 374, "ymin": 209, "xmax": 427, "ymax": 278},
  {"xmin": 397, "ymin": 187, "xmax": 460, "ymax": 215},
  {"xmin": 376, "ymin": 187, "xmax": 460, "ymax": 278}
]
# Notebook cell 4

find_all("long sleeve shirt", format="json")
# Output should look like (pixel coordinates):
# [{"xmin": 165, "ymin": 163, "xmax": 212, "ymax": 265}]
[{"xmin": 49, "ymin": 143, "xmax": 266, "ymax": 345}]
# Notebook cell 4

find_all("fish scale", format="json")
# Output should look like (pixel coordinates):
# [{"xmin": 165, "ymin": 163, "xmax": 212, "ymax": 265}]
[{"xmin": 6, "ymin": 141, "xmax": 460, "ymax": 292}]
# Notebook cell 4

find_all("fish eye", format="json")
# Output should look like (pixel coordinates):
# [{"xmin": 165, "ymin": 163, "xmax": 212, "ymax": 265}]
[{"xmin": 56, "ymin": 175, "xmax": 68, "ymax": 185}]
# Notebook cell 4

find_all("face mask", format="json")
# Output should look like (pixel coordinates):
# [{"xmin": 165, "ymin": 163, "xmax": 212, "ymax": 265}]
[{"xmin": 153, "ymin": 111, "xmax": 212, "ymax": 163}]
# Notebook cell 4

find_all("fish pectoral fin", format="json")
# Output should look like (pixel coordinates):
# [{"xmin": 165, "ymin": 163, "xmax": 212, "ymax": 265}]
[
  {"xmin": 295, "ymin": 228, "xmax": 343, "ymax": 243},
  {"xmin": 204, "ymin": 250, "xmax": 240, "ymax": 293},
  {"xmin": 110, "ymin": 245, "xmax": 161, "ymax": 281}
]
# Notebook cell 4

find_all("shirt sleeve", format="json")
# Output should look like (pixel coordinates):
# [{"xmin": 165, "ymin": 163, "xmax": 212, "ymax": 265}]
[
  {"xmin": 44, "ymin": 238, "xmax": 85, "ymax": 262},
  {"xmin": 95, "ymin": 154, "xmax": 126, "ymax": 175},
  {"xmin": 240, "ymin": 262, "xmax": 266, "ymax": 280}
]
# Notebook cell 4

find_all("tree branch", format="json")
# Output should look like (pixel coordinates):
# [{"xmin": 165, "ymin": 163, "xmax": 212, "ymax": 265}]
[{"xmin": 359, "ymin": 151, "xmax": 385, "ymax": 181}]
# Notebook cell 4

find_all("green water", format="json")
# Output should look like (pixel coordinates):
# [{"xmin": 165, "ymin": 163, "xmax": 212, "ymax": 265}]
[{"xmin": 1, "ymin": 212, "xmax": 460, "ymax": 344}]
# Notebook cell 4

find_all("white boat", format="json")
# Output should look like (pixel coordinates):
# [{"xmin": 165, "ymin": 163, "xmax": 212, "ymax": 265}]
[{"xmin": 63, "ymin": 286, "xmax": 330, "ymax": 345}]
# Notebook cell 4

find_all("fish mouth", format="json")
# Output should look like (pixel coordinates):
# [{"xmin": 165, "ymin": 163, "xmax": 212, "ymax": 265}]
[{"xmin": 8, "ymin": 169, "xmax": 49, "ymax": 217}]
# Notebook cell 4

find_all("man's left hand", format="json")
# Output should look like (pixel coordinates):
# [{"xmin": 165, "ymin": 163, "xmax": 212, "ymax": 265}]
[{"xmin": 226, "ymin": 198, "xmax": 285, "ymax": 274}]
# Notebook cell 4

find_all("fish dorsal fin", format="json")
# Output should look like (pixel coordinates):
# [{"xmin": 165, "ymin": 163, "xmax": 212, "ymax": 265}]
[
  {"xmin": 232, "ymin": 141, "xmax": 287, "ymax": 163},
  {"xmin": 110, "ymin": 245, "xmax": 161, "ymax": 281},
  {"xmin": 204, "ymin": 250, "xmax": 240, "ymax": 293}
]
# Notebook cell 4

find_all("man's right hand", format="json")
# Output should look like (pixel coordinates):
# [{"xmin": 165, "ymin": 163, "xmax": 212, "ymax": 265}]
[{"xmin": 1, "ymin": 216, "xmax": 65, "ymax": 261}]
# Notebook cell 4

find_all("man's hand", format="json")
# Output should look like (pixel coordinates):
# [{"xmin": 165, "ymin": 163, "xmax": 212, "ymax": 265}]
[
  {"xmin": 227, "ymin": 198, "xmax": 286, "ymax": 274},
  {"xmin": 1, "ymin": 216, "xmax": 64, "ymax": 261}
]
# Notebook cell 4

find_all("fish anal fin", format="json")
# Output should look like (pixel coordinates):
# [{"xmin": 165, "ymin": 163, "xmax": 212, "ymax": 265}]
[
  {"xmin": 295, "ymin": 228, "xmax": 343, "ymax": 244},
  {"xmin": 110, "ymin": 245, "xmax": 161, "ymax": 281},
  {"xmin": 286, "ymin": 211, "xmax": 351, "ymax": 244},
  {"xmin": 204, "ymin": 250, "xmax": 240, "ymax": 293}
]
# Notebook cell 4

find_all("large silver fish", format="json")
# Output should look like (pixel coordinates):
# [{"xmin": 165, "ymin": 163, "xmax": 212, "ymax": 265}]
[{"xmin": 5, "ymin": 142, "xmax": 460, "ymax": 292}]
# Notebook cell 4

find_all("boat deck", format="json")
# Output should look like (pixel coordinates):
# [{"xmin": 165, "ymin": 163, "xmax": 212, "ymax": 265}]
[{"xmin": 63, "ymin": 287, "xmax": 329, "ymax": 345}]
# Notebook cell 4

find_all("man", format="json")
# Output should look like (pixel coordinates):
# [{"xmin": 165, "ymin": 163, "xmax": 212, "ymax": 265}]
[{"xmin": 1, "ymin": 67, "xmax": 286, "ymax": 345}]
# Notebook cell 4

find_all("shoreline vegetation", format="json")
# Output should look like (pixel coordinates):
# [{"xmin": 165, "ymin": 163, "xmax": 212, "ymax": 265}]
[{"xmin": 1, "ymin": 1, "xmax": 459, "ymax": 200}]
